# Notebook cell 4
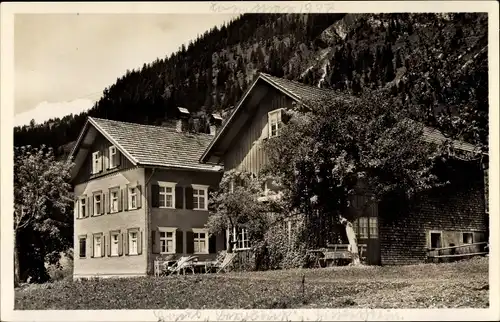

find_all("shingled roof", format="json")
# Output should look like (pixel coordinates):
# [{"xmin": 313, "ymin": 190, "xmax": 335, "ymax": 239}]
[
  {"xmin": 70, "ymin": 117, "xmax": 222, "ymax": 173},
  {"xmin": 259, "ymin": 73, "xmax": 338, "ymax": 104}
]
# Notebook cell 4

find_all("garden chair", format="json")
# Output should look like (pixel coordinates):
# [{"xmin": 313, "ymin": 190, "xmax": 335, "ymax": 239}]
[
  {"xmin": 167, "ymin": 255, "xmax": 198, "ymax": 275},
  {"xmin": 154, "ymin": 254, "xmax": 176, "ymax": 277},
  {"xmin": 213, "ymin": 252, "xmax": 237, "ymax": 273}
]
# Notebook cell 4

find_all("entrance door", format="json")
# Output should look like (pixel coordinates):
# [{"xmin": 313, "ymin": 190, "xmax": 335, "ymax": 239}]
[{"xmin": 351, "ymin": 195, "xmax": 381, "ymax": 265}]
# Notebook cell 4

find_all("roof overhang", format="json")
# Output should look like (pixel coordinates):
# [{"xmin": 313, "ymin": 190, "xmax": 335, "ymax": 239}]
[
  {"xmin": 200, "ymin": 73, "xmax": 304, "ymax": 164},
  {"xmin": 67, "ymin": 117, "xmax": 139, "ymax": 182}
]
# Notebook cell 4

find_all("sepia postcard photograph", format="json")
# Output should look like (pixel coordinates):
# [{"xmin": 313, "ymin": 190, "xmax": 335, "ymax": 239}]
[{"xmin": 1, "ymin": 1, "xmax": 499, "ymax": 321}]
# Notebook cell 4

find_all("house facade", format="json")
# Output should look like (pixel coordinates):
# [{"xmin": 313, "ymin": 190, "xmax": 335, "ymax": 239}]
[
  {"xmin": 69, "ymin": 116, "xmax": 225, "ymax": 278},
  {"xmin": 200, "ymin": 72, "xmax": 489, "ymax": 265}
]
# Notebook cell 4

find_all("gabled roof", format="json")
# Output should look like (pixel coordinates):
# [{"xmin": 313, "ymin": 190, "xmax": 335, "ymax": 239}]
[
  {"xmin": 200, "ymin": 72, "xmax": 481, "ymax": 163},
  {"xmin": 68, "ymin": 117, "xmax": 222, "ymax": 180}
]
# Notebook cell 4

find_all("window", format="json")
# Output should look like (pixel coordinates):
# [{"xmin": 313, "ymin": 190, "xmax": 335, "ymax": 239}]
[
  {"xmin": 110, "ymin": 233, "xmax": 119, "ymax": 256},
  {"xmin": 359, "ymin": 217, "xmax": 369, "ymax": 239},
  {"xmin": 110, "ymin": 190, "xmax": 119, "ymax": 213},
  {"xmin": 463, "ymin": 232, "xmax": 474, "ymax": 244},
  {"xmin": 193, "ymin": 229, "xmax": 209, "ymax": 254},
  {"xmin": 268, "ymin": 109, "xmax": 282, "ymax": 138},
  {"xmin": 352, "ymin": 219, "xmax": 359, "ymax": 236},
  {"xmin": 232, "ymin": 227, "xmax": 250, "ymax": 250},
  {"xmin": 109, "ymin": 146, "xmax": 118, "ymax": 169},
  {"xmin": 192, "ymin": 184, "xmax": 208, "ymax": 210},
  {"xmin": 159, "ymin": 182, "xmax": 176, "ymax": 208},
  {"xmin": 129, "ymin": 231, "xmax": 138, "ymax": 255},
  {"xmin": 92, "ymin": 151, "xmax": 102, "ymax": 174},
  {"xmin": 369, "ymin": 217, "xmax": 378, "ymax": 238},
  {"xmin": 430, "ymin": 231, "xmax": 442, "ymax": 249},
  {"xmin": 79, "ymin": 197, "xmax": 86, "ymax": 218},
  {"xmin": 159, "ymin": 229, "xmax": 175, "ymax": 254},
  {"xmin": 79, "ymin": 237, "xmax": 86, "ymax": 258},
  {"xmin": 93, "ymin": 193, "xmax": 102, "ymax": 216},
  {"xmin": 93, "ymin": 235, "xmax": 102, "ymax": 258},
  {"xmin": 129, "ymin": 187, "xmax": 137, "ymax": 210}
]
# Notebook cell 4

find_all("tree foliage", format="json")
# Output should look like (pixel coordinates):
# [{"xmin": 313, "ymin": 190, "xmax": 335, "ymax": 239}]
[
  {"xmin": 14, "ymin": 145, "xmax": 74, "ymax": 283},
  {"xmin": 206, "ymin": 170, "xmax": 274, "ymax": 251},
  {"xmin": 262, "ymin": 91, "xmax": 450, "ymax": 248}
]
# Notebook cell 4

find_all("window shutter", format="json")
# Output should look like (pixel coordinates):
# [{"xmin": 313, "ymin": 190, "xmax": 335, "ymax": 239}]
[
  {"xmin": 108, "ymin": 232, "xmax": 112, "ymax": 256},
  {"xmin": 175, "ymin": 186, "xmax": 183, "ymax": 209},
  {"xmin": 88, "ymin": 196, "xmax": 93, "ymax": 217},
  {"xmin": 122, "ymin": 187, "xmax": 129, "ymax": 211},
  {"xmin": 151, "ymin": 184, "xmax": 160, "ymax": 208},
  {"xmin": 103, "ymin": 147, "xmax": 109, "ymax": 170},
  {"xmin": 124, "ymin": 232, "xmax": 129, "ymax": 256},
  {"xmin": 209, "ymin": 234, "xmax": 217, "ymax": 254},
  {"xmin": 118, "ymin": 232, "xmax": 123, "ymax": 256},
  {"xmin": 136, "ymin": 185, "xmax": 142, "ymax": 209},
  {"xmin": 118, "ymin": 189, "xmax": 123, "ymax": 212},
  {"xmin": 185, "ymin": 187, "xmax": 194, "ymax": 210},
  {"xmin": 102, "ymin": 193, "xmax": 106, "ymax": 215},
  {"xmin": 115, "ymin": 150, "xmax": 121, "ymax": 167},
  {"xmin": 107, "ymin": 189, "xmax": 112, "ymax": 213},
  {"xmin": 186, "ymin": 231, "xmax": 194, "ymax": 254},
  {"xmin": 90, "ymin": 235, "xmax": 94, "ymax": 258},
  {"xmin": 97, "ymin": 151, "xmax": 102, "ymax": 172},
  {"xmin": 137, "ymin": 231, "xmax": 143, "ymax": 255},
  {"xmin": 101, "ymin": 235, "xmax": 106, "ymax": 257},
  {"xmin": 152, "ymin": 230, "xmax": 160, "ymax": 254},
  {"xmin": 176, "ymin": 230, "xmax": 184, "ymax": 254}
]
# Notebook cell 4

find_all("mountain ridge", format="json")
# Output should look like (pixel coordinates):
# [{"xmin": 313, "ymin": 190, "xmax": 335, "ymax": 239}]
[{"xmin": 14, "ymin": 13, "xmax": 488, "ymax": 155}]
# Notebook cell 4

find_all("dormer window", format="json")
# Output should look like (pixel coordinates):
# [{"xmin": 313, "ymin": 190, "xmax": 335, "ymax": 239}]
[
  {"xmin": 268, "ymin": 109, "xmax": 282, "ymax": 138},
  {"xmin": 109, "ymin": 146, "xmax": 119, "ymax": 169},
  {"xmin": 92, "ymin": 151, "xmax": 102, "ymax": 174}
]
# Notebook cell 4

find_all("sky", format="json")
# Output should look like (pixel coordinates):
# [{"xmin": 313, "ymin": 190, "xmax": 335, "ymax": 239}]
[{"xmin": 14, "ymin": 13, "xmax": 239, "ymax": 127}]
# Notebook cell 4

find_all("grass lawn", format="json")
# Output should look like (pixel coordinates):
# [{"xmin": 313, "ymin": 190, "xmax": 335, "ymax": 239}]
[{"xmin": 15, "ymin": 257, "xmax": 489, "ymax": 309}]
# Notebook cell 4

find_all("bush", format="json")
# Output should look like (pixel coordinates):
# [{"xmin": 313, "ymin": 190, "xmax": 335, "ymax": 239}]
[
  {"xmin": 254, "ymin": 220, "xmax": 308, "ymax": 270},
  {"xmin": 46, "ymin": 252, "xmax": 73, "ymax": 282}
]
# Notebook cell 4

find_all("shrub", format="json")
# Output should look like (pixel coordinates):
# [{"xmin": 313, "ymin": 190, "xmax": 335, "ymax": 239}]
[{"xmin": 254, "ymin": 219, "xmax": 308, "ymax": 270}]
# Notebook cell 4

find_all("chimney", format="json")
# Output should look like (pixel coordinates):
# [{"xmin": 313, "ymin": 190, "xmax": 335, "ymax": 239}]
[
  {"xmin": 176, "ymin": 107, "xmax": 191, "ymax": 132},
  {"xmin": 209, "ymin": 113, "xmax": 223, "ymax": 136}
]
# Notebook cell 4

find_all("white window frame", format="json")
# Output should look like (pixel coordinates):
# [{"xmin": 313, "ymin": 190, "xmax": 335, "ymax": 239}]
[
  {"xmin": 92, "ymin": 151, "xmax": 102, "ymax": 174},
  {"xmin": 232, "ymin": 227, "xmax": 251, "ymax": 251},
  {"xmin": 128, "ymin": 186, "xmax": 138, "ymax": 210},
  {"xmin": 193, "ymin": 228, "xmax": 209, "ymax": 254},
  {"xmin": 93, "ymin": 193, "xmax": 102, "ymax": 216},
  {"xmin": 108, "ymin": 146, "xmax": 118, "ymax": 169},
  {"xmin": 268, "ymin": 109, "xmax": 283, "ymax": 138},
  {"xmin": 110, "ymin": 232, "xmax": 119, "ymax": 256},
  {"xmin": 109, "ymin": 189, "xmax": 119, "ymax": 213},
  {"xmin": 128, "ymin": 231, "xmax": 138, "ymax": 255},
  {"xmin": 159, "ymin": 181, "xmax": 176, "ymax": 209},
  {"xmin": 462, "ymin": 232, "xmax": 474, "ymax": 245},
  {"xmin": 429, "ymin": 230, "xmax": 443, "ymax": 249},
  {"xmin": 358, "ymin": 217, "xmax": 369, "ymax": 239},
  {"xmin": 192, "ymin": 184, "xmax": 208, "ymax": 211},
  {"xmin": 368, "ymin": 217, "xmax": 378, "ymax": 239},
  {"xmin": 78, "ymin": 197, "xmax": 86, "ymax": 218},
  {"xmin": 93, "ymin": 235, "xmax": 102, "ymax": 258},
  {"xmin": 159, "ymin": 227, "xmax": 176, "ymax": 254}
]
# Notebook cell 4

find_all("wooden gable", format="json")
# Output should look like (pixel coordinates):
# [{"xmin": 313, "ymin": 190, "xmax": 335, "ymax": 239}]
[
  {"xmin": 72, "ymin": 125, "xmax": 135, "ymax": 184},
  {"xmin": 223, "ymin": 86, "xmax": 295, "ymax": 175}
]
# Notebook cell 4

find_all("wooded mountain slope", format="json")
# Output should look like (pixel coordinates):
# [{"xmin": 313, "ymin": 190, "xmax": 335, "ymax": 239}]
[{"xmin": 14, "ymin": 13, "xmax": 488, "ymax": 155}]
